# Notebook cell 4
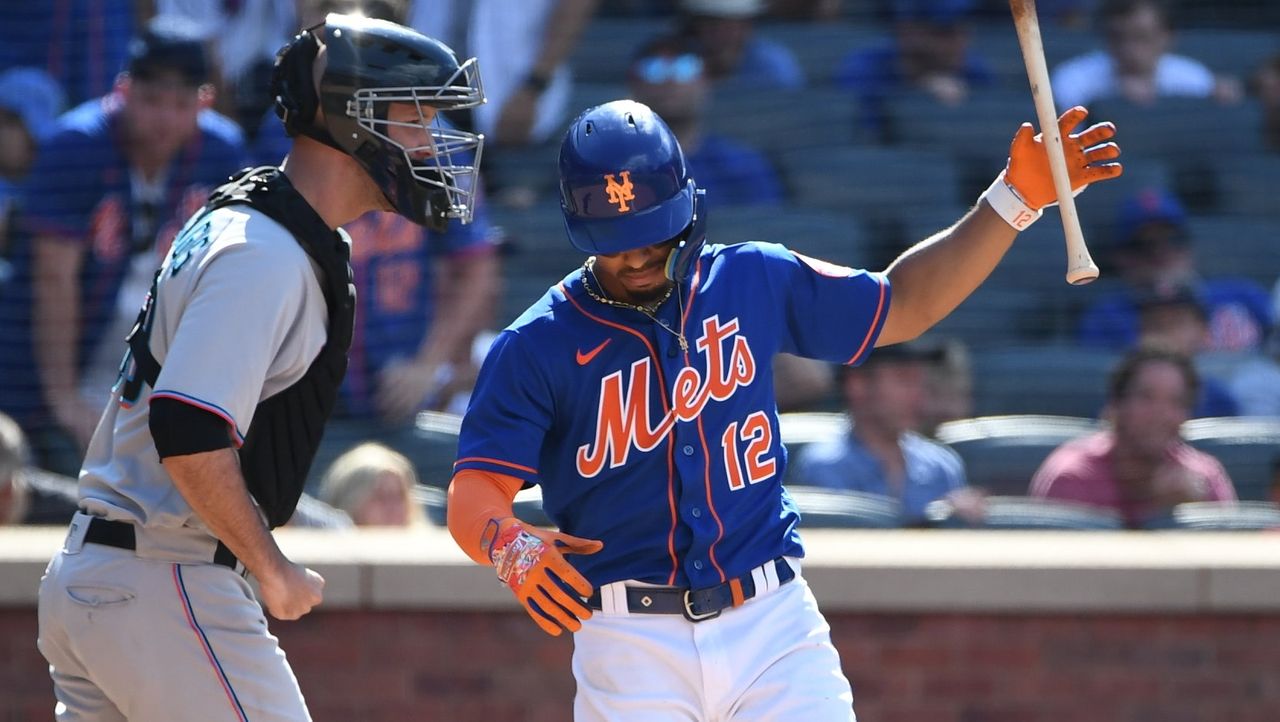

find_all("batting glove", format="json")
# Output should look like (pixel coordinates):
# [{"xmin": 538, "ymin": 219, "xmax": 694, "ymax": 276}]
[
  {"xmin": 485, "ymin": 518, "xmax": 603, "ymax": 636},
  {"xmin": 985, "ymin": 106, "xmax": 1123, "ymax": 230}
]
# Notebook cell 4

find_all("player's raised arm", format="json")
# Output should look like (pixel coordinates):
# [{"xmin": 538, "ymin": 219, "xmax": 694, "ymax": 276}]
[{"xmin": 876, "ymin": 106, "xmax": 1121, "ymax": 347}]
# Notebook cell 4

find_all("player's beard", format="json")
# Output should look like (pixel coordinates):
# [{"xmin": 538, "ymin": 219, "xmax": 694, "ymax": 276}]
[{"xmin": 623, "ymin": 279, "xmax": 674, "ymax": 307}]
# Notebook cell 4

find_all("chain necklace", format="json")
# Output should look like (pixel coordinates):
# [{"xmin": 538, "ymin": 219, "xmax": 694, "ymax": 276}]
[{"xmin": 582, "ymin": 258, "xmax": 688, "ymax": 351}]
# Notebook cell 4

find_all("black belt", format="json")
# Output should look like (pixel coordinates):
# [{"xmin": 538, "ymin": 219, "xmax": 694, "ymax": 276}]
[
  {"xmin": 83, "ymin": 517, "xmax": 240, "ymax": 570},
  {"xmin": 586, "ymin": 557, "xmax": 795, "ymax": 622}
]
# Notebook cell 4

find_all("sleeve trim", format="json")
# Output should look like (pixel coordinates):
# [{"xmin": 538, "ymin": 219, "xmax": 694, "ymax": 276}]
[
  {"xmin": 845, "ymin": 273, "xmax": 890, "ymax": 365},
  {"xmin": 150, "ymin": 390, "xmax": 246, "ymax": 447}
]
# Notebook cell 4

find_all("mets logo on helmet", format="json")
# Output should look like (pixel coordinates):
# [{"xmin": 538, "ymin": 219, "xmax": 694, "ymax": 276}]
[{"xmin": 603, "ymin": 171, "xmax": 635, "ymax": 213}]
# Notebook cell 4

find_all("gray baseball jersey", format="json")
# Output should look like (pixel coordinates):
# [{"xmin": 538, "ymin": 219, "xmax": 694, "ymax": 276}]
[
  {"xmin": 79, "ymin": 205, "xmax": 331, "ymax": 534},
  {"xmin": 38, "ymin": 203, "xmax": 338, "ymax": 721}
]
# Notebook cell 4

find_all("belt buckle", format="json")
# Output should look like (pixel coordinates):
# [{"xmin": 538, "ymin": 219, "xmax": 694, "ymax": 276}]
[{"xmin": 682, "ymin": 589, "xmax": 722, "ymax": 623}]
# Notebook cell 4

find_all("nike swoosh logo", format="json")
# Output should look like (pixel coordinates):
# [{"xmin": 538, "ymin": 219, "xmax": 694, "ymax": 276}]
[{"xmin": 576, "ymin": 339, "xmax": 611, "ymax": 366}]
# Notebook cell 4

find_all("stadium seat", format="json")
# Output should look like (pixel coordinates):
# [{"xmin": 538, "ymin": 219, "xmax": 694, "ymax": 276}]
[
  {"xmin": 1185, "ymin": 215, "xmax": 1280, "ymax": 288},
  {"xmin": 786, "ymin": 487, "xmax": 905, "ymax": 528},
  {"xmin": 934, "ymin": 415, "xmax": 1099, "ymax": 495},
  {"xmin": 708, "ymin": 206, "xmax": 871, "ymax": 267},
  {"xmin": 705, "ymin": 86, "xmax": 863, "ymax": 153},
  {"xmin": 777, "ymin": 145, "xmax": 963, "ymax": 225},
  {"xmin": 757, "ymin": 21, "xmax": 884, "ymax": 85},
  {"xmin": 926, "ymin": 495, "xmax": 1126, "ymax": 530},
  {"xmin": 1212, "ymin": 153, "xmax": 1280, "ymax": 221},
  {"xmin": 1142, "ymin": 501, "xmax": 1280, "ymax": 531},
  {"xmin": 1174, "ymin": 29, "xmax": 1279, "ymax": 78},
  {"xmin": 482, "ymin": 140, "xmax": 560, "ymax": 202},
  {"xmin": 1068, "ymin": 159, "xmax": 1173, "ymax": 250},
  {"xmin": 969, "ymin": 345, "xmax": 1119, "ymax": 418},
  {"xmin": 971, "ymin": 21, "xmax": 1097, "ymax": 84},
  {"xmin": 568, "ymin": 17, "xmax": 670, "ymax": 83},
  {"xmin": 415, "ymin": 484, "xmax": 448, "ymax": 526},
  {"xmin": 930, "ymin": 284, "xmax": 1061, "ymax": 347},
  {"xmin": 1180, "ymin": 417, "xmax": 1280, "ymax": 502}
]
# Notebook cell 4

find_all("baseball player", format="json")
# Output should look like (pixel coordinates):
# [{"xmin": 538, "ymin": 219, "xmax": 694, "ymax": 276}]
[
  {"xmin": 447, "ymin": 99, "xmax": 1121, "ymax": 720},
  {"xmin": 36, "ymin": 14, "xmax": 484, "ymax": 721}
]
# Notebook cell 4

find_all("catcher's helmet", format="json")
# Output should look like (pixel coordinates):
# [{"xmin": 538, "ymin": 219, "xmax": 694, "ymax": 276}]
[
  {"xmin": 271, "ymin": 13, "xmax": 485, "ymax": 229},
  {"xmin": 559, "ymin": 100, "xmax": 706, "ymax": 282}
]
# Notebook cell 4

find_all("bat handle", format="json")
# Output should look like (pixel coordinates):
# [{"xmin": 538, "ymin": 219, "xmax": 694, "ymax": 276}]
[{"xmin": 1012, "ymin": 0, "xmax": 1099, "ymax": 285}]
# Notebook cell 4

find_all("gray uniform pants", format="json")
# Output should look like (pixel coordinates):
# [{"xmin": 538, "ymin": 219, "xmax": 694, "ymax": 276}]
[{"xmin": 37, "ymin": 519, "xmax": 311, "ymax": 721}]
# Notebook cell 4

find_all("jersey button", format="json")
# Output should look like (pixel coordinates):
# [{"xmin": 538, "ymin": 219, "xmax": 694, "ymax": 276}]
[
  {"xmin": 682, "ymin": 445, "xmax": 694, "ymax": 456},
  {"xmin": 691, "ymin": 507, "xmax": 702, "ymax": 518},
  {"xmin": 693, "ymin": 560, "xmax": 704, "ymax": 570}
]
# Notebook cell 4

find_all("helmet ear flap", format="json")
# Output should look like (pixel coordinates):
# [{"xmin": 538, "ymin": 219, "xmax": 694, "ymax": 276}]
[{"xmin": 271, "ymin": 27, "xmax": 323, "ymax": 137}]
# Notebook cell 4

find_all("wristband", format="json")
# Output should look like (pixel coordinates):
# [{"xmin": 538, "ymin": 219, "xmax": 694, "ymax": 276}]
[{"xmin": 982, "ymin": 170, "xmax": 1042, "ymax": 231}]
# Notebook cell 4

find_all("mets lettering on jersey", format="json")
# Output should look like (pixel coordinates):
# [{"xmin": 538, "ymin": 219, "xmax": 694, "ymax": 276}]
[{"xmin": 455, "ymin": 241, "xmax": 890, "ymax": 590}]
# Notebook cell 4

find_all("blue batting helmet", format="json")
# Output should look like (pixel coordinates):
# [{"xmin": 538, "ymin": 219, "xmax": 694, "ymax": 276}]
[{"xmin": 558, "ymin": 100, "xmax": 706, "ymax": 282}]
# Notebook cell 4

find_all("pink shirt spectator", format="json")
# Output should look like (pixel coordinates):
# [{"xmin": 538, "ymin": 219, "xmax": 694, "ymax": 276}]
[{"xmin": 1030, "ymin": 431, "xmax": 1236, "ymax": 528}]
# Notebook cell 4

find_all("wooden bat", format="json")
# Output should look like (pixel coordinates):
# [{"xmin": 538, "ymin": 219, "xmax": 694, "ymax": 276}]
[{"xmin": 1009, "ymin": 0, "xmax": 1099, "ymax": 285}]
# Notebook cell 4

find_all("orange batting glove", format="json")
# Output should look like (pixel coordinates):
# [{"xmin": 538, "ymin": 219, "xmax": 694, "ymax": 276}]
[
  {"xmin": 484, "ymin": 518, "xmax": 603, "ymax": 636},
  {"xmin": 985, "ymin": 106, "xmax": 1123, "ymax": 230}
]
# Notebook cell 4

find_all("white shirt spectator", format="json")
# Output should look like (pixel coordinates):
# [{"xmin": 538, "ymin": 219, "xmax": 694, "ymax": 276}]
[{"xmin": 1051, "ymin": 49, "xmax": 1215, "ymax": 110}]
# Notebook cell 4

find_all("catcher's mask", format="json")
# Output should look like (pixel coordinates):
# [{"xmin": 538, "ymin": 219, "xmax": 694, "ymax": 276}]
[
  {"xmin": 558, "ymin": 100, "xmax": 706, "ymax": 283},
  {"xmin": 271, "ymin": 13, "xmax": 485, "ymax": 230}
]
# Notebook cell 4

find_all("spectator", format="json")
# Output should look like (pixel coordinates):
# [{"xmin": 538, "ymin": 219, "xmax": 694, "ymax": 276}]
[
  {"xmin": 407, "ymin": 0, "xmax": 599, "ymax": 146},
  {"xmin": 317, "ymin": 442, "xmax": 429, "ymax": 527},
  {"xmin": 1051, "ymin": 0, "xmax": 1241, "ymax": 110},
  {"xmin": 920, "ymin": 336, "xmax": 974, "ymax": 435},
  {"xmin": 676, "ymin": 0, "xmax": 805, "ymax": 90},
  {"xmin": 834, "ymin": 0, "xmax": 994, "ymax": 140},
  {"xmin": 0, "ymin": 1, "xmax": 135, "ymax": 108},
  {"xmin": 1030, "ymin": 346, "xmax": 1237, "ymax": 528},
  {"xmin": 1251, "ymin": 52, "xmax": 1280, "ymax": 153},
  {"xmin": 0, "ymin": 68, "xmax": 65, "ymax": 268},
  {"xmin": 627, "ymin": 35, "xmax": 784, "ymax": 207},
  {"xmin": 1227, "ymin": 304, "xmax": 1280, "ymax": 417},
  {"xmin": 789, "ymin": 339, "xmax": 984, "ymax": 525},
  {"xmin": 1077, "ymin": 187, "xmax": 1271, "ymax": 353},
  {"xmin": 0, "ymin": 411, "xmax": 80, "ymax": 526},
  {"xmin": 1133, "ymin": 282, "xmax": 1237, "ymax": 417},
  {"xmin": 151, "ymin": 0, "xmax": 298, "ymax": 140},
  {"xmin": 0, "ymin": 19, "xmax": 246, "ymax": 475}
]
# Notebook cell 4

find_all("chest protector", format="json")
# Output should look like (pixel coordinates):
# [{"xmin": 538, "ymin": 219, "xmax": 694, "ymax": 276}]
[{"xmin": 123, "ymin": 167, "xmax": 355, "ymax": 528}]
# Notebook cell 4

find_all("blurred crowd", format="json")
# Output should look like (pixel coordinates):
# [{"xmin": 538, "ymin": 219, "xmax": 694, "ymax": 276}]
[{"xmin": 1, "ymin": 0, "xmax": 1277, "ymax": 531}]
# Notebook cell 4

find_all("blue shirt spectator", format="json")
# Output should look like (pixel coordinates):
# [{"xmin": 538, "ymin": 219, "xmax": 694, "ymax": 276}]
[
  {"xmin": 0, "ymin": 1, "xmax": 135, "ymax": 108},
  {"xmin": 835, "ymin": 0, "xmax": 993, "ymax": 139},
  {"xmin": 628, "ymin": 34, "xmax": 785, "ymax": 208},
  {"xmin": 678, "ymin": 0, "xmax": 805, "ymax": 90},
  {"xmin": 1079, "ymin": 188, "xmax": 1272, "ymax": 353},
  {"xmin": 788, "ymin": 339, "xmax": 975, "ymax": 525},
  {"xmin": 790, "ymin": 426, "xmax": 968, "ymax": 523}
]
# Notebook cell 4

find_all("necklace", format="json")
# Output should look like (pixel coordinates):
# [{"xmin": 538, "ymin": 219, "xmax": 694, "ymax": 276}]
[{"xmin": 582, "ymin": 259, "xmax": 688, "ymax": 351}]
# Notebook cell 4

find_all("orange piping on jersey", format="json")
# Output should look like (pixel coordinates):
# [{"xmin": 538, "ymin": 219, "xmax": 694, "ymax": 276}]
[
  {"xmin": 453, "ymin": 456, "xmax": 538, "ymax": 475},
  {"xmin": 694, "ymin": 406, "xmax": 728, "ymax": 583},
  {"xmin": 564, "ymin": 283, "xmax": 681, "ymax": 584},
  {"xmin": 845, "ymin": 274, "xmax": 888, "ymax": 365}
]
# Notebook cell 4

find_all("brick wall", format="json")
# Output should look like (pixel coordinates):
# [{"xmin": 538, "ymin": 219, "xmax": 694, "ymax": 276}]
[{"xmin": 5, "ymin": 609, "xmax": 1278, "ymax": 722}]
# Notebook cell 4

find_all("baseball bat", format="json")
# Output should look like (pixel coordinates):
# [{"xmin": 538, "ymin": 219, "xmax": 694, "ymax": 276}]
[{"xmin": 1009, "ymin": 0, "xmax": 1099, "ymax": 285}]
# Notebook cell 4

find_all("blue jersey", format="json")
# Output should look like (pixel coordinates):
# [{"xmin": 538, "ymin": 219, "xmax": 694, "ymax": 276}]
[
  {"xmin": 0, "ymin": 97, "xmax": 245, "ymax": 424},
  {"xmin": 455, "ymin": 241, "xmax": 890, "ymax": 589},
  {"xmin": 340, "ymin": 207, "xmax": 498, "ymax": 418}
]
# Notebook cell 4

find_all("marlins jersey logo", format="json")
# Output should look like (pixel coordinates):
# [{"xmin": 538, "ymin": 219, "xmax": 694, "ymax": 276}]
[{"xmin": 603, "ymin": 171, "xmax": 635, "ymax": 212}]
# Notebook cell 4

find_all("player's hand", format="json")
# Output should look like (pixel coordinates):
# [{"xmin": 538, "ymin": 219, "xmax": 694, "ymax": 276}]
[
  {"xmin": 487, "ymin": 518, "xmax": 603, "ymax": 636},
  {"xmin": 376, "ymin": 358, "xmax": 444, "ymax": 422},
  {"xmin": 258, "ymin": 561, "xmax": 325, "ymax": 621},
  {"xmin": 1005, "ymin": 106, "xmax": 1122, "ymax": 211}
]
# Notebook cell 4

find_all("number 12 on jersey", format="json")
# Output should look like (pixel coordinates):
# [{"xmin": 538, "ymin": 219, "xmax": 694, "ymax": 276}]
[{"xmin": 721, "ymin": 411, "xmax": 777, "ymax": 490}]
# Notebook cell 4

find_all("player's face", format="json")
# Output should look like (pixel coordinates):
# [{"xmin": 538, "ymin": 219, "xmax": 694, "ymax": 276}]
[
  {"xmin": 385, "ymin": 102, "xmax": 439, "ymax": 160},
  {"xmin": 121, "ymin": 76, "xmax": 205, "ymax": 160},
  {"xmin": 593, "ymin": 238, "xmax": 677, "ymax": 305},
  {"xmin": 1109, "ymin": 360, "xmax": 1192, "ymax": 459}
]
